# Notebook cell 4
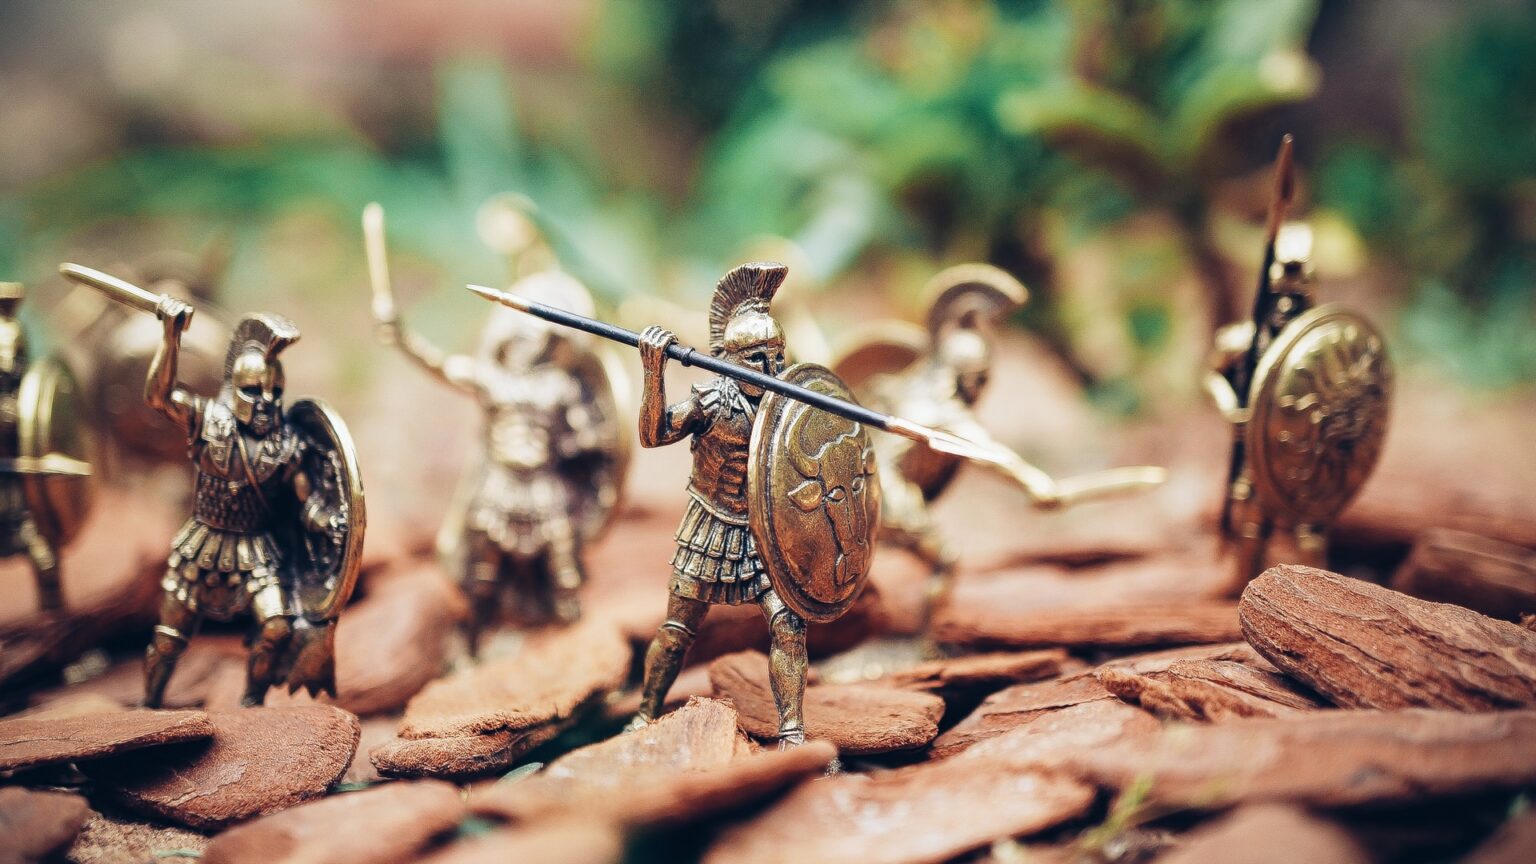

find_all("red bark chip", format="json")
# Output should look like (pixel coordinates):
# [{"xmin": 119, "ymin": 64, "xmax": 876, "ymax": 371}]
[
  {"xmin": 1240, "ymin": 565, "xmax": 1536, "ymax": 710},
  {"xmin": 1152, "ymin": 805, "xmax": 1370, "ymax": 864},
  {"xmin": 709, "ymin": 651, "xmax": 945, "ymax": 754},
  {"xmin": 370, "ymin": 724, "xmax": 562, "ymax": 780},
  {"xmin": 0, "ymin": 709, "xmax": 214, "ymax": 773},
  {"xmin": 416, "ymin": 820, "xmax": 625, "ymax": 864},
  {"xmin": 0, "ymin": 788, "xmax": 91, "ymax": 864},
  {"xmin": 91, "ymin": 705, "xmax": 361, "ymax": 830},
  {"xmin": 201, "ymin": 780, "xmax": 465, "ymax": 864},
  {"xmin": 1097, "ymin": 659, "xmax": 1323, "ymax": 722}
]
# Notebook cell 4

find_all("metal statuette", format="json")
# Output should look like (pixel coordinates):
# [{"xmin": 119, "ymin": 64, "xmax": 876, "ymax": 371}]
[
  {"xmin": 1203, "ymin": 136, "xmax": 1392, "ymax": 588},
  {"xmin": 364, "ymin": 199, "xmax": 627, "ymax": 650},
  {"xmin": 0, "ymin": 281, "xmax": 95, "ymax": 612},
  {"xmin": 61, "ymin": 263, "xmax": 366, "ymax": 708}
]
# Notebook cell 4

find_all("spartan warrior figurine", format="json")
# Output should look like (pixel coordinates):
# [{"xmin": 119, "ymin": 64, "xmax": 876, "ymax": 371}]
[
  {"xmin": 364, "ymin": 201, "xmax": 625, "ymax": 649},
  {"xmin": 0, "ymin": 282, "xmax": 93, "ymax": 612},
  {"xmin": 1206, "ymin": 137, "xmax": 1391, "ymax": 588},
  {"xmin": 59, "ymin": 264, "xmax": 365, "ymax": 708},
  {"xmin": 836, "ymin": 264, "xmax": 1165, "ymax": 600},
  {"xmin": 630, "ymin": 263, "xmax": 820, "ymax": 746}
]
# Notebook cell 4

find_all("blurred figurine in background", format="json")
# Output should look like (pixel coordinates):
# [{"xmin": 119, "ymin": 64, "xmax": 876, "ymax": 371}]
[
  {"xmin": 835, "ymin": 264, "xmax": 1165, "ymax": 604},
  {"xmin": 1206, "ymin": 136, "xmax": 1391, "ymax": 590},
  {"xmin": 0, "ymin": 282, "xmax": 93, "ymax": 612},
  {"xmin": 364, "ymin": 198, "xmax": 626, "ymax": 651},
  {"xmin": 60, "ymin": 264, "xmax": 365, "ymax": 708}
]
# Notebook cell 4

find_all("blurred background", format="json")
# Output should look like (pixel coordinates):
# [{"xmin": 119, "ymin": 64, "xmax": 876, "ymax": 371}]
[{"xmin": 1, "ymin": 0, "xmax": 1533, "ymax": 541}]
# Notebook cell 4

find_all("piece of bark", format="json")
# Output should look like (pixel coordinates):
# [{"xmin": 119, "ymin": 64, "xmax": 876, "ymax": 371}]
[
  {"xmin": 930, "ymin": 674, "xmax": 1115, "ymax": 758},
  {"xmin": 35, "ymin": 635, "xmax": 246, "ymax": 710},
  {"xmin": 343, "ymin": 715, "xmax": 399, "ymax": 785},
  {"xmin": 11, "ymin": 693, "xmax": 127, "ymax": 722},
  {"xmin": 1070, "ymin": 709, "xmax": 1536, "ymax": 810},
  {"xmin": 0, "ymin": 490, "xmax": 179, "ymax": 689},
  {"xmin": 0, "ymin": 709, "xmax": 214, "ymax": 773},
  {"xmin": 1240, "ymin": 565, "xmax": 1536, "ymax": 710},
  {"xmin": 398, "ymin": 619, "xmax": 630, "ymax": 739},
  {"xmin": 91, "ymin": 706, "xmax": 360, "ymax": 830},
  {"xmin": 703, "ymin": 729, "xmax": 1098, "ymax": 864},
  {"xmin": 0, "ymin": 788, "xmax": 91, "ymax": 864},
  {"xmin": 474, "ymin": 698, "xmax": 834, "ymax": 828},
  {"xmin": 371, "ymin": 724, "xmax": 562, "ymax": 780},
  {"xmin": 881, "ymin": 649, "xmax": 1069, "ymax": 698},
  {"xmin": 416, "ymin": 820, "xmax": 624, "ymax": 864},
  {"xmin": 1152, "ymin": 805, "xmax": 1369, "ymax": 864},
  {"xmin": 1392, "ymin": 529, "xmax": 1536, "ymax": 621},
  {"xmin": 935, "ymin": 598, "xmax": 1241, "ymax": 651},
  {"xmin": 1096, "ymin": 641, "xmax": 1270, "ymax": 675},
  {"xmin": 709, "ymin": 651, "xmax": 944, "ymax": 754},
  {"xmin": 65, "ymin": 809, "xmax": 210, "ymax": 864},
  {"xmin": 1462, "ymin": 808, "xmax": 1536, "ymax": 864},
  {"xmin": 602, "ymin": 663, "xmax": 714, "ymax": 724},
  {"xmin": 201, "ymin": 780, "xmax": 465, "ymax": 864},
  {"xmin": 1097, "ymin": 659, "xmax": 1323, "ymax": 722}
]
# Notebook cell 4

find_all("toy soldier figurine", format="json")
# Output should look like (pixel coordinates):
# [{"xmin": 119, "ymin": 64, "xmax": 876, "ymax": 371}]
[
  {"xmin": 363, "ymin": 201, "xmax": 625, "ymax": 649},
  {"xmin": 1206, "ymin": 136, "xmax": 1391, "ymax": 589},
  {"xmin": 0, "ymin": 282, "xmax": 93, "ymax": 612},
  {"xmin": 835, "ymin": 264, "xmax": 1166, "ymax": 601},
  {"xmin": 59, "ymin": 264, "xmax": 365, "ymax": 708},
  {"xmin": 471, "ymin": 262, "xmax": 885, "ymax": 748}
]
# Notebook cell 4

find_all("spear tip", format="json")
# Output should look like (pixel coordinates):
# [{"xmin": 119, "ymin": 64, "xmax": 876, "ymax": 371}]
[{"xmin": 467, "ymin": 283, "xmax": 531, "ymax": 313}]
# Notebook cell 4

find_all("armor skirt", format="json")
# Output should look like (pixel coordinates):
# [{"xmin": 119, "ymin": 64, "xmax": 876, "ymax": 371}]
[
  {"xmin": 467, "ymin": 467, "xmax": 573, "ymax": 558},
  {"xmin": 669, "ymin": 494, "xmax": 769, "ymax": 606},
  {"xmin": 164, "ymin": 519, "xmax": 283, "ymax": 621}
]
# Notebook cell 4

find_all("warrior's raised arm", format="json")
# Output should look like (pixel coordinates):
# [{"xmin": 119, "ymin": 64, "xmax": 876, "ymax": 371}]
[{"xmin": 637, "ymin": 325, "xmax": 705, "ymax": 447}]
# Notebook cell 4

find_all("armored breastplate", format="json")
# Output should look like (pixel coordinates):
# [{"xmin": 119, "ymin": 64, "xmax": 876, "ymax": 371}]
[
  {"xmin": 688, "ymin": 379, "xmax": 755, "ymax": 516},
  {"xmin": 191, "ymin": 406, "xmax": 299, "ymax": 532}
]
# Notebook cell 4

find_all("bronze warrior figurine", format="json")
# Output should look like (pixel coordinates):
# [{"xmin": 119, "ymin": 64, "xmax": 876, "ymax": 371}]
[
  {"xmin": 59, "ymin": 264, "xmax": 365, "ymax": 708},
  {"xmin": 1206, "ymin": 137, "xmax": 1391, "ymax": 589},
  {"xmin": 364, "ymin": 201, "xmax": 625, "ymax": 650},
  {"xmin": 0, "ymin": 282, "xmax": 93, "ymax": 612}
]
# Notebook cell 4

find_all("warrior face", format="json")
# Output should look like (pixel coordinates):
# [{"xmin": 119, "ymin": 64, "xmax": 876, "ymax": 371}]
[
  {"xmin": 231, "ymin": 350, "xmax": 284, "ymax": 436},
  {"xmin": 722, "ymin": 311, "xmax": 785, "ymax": 398},
  {"xmin": 937, "ymin": 329, "xmax": 992, "ymax": 405}
]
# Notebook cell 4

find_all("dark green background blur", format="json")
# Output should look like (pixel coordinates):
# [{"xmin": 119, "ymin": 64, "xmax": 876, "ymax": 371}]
[{"xmin": 2, "ymin": 0, "xmax": 1534, "ymax": 412}]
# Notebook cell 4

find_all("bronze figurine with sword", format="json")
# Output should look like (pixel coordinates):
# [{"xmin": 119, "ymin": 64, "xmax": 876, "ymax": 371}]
[
  {"xmin": 1205, "ymin": 136, "xmax": 1392, "ymax": 590},
  {"xmin": 60, "ymin": 263, "xmax": 365, "ymax": 708}
]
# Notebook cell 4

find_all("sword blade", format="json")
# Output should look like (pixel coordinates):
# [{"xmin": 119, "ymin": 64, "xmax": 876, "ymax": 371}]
[
  {"xmin": 1053, "ymin": 466, "xmax": 1167, "ymax": 506},
  {"xmin": 0, "ymin": 455, "xmax": 93, "ymax": 477},
  {"xmin": 59, "ymin": 263, "xmax": 164, "ymax": 316},
  {"xmin": 362, "ymin": 203, "xmax": 397, "ymax": 322}
]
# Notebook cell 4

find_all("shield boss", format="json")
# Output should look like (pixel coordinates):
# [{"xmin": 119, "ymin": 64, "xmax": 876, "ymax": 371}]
[
  {"xmin": 1246, "ymin": 304, "xmax": 1391, "ymax": 525},
  {"xmin": 18, "ymin": 357, "xmax": 94, "ymax": 546},
  {"xmin": 749, "ymin": 364, "xmax": 880, "ymax": 623}
]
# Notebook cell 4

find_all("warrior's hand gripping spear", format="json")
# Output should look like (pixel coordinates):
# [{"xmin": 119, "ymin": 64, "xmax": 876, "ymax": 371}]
[{"xmin": 467, "ymin": 283, "xmax": 1166, "ymax": 505}]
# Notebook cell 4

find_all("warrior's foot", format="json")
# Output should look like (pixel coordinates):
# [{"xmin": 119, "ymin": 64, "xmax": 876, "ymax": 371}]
[
  {"xmin": 552, "ymin": 595, "xmax": 582, "ymax": 626},
  {"xmin": 622, "ymin": 714, "xmax": 651, "ymax": 734},
  {"xmin": 776, "ymin": 728, "xmax": 806, "ymax": 749}
]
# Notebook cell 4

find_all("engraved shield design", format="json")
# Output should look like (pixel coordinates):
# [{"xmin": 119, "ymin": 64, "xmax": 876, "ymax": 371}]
[
  {"xmin": 1246, "ymin": 305, "xmax": 1391, "ymax": 525},
  {"xmin": 18, "ymin": 356, "xmax": 94, "ymax": 546},
  {"xmin": 749, "ymin": 364, "xmax": 881, "ymax": 623},
  {"xmin": 281, "ymin": 397, "xmax": 366, "ymax": 622}
]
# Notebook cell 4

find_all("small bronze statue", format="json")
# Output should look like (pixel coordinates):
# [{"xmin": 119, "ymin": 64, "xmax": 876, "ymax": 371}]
[
  {"xmin": 363, "ymin": 201, "xmax": 626, "ymax": 648},
  {"xmin": 1205, "ymin": 136, "xmax": 1391, "ymax": 588},
  {"xmin": 472, "ymin": 262, "xmax": 892, "ymax": 748},
  {"xmin": 60, "ymin": 264, "xmax": 365, "ymax": 708},
  {"xmin": 0, "ymin": 282, "xmax": 93, "ymax": 612},
  {"xmin": 834, "ymin": 264, "xmax": 1166, "ymax": 597}
]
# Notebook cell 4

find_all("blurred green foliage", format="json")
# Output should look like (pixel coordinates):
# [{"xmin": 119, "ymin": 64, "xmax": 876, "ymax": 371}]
[{"xmin": 6, "ymin": 0, "xmax": 1536, "ymax": 399}]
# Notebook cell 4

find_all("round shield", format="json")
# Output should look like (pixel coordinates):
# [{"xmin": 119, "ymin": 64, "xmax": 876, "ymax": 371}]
[
  {"xmin": 830, "ymin": 322, "xmax": 926, "ymax": 396},
  {"xmin": 17, "ymin": 356, "xmax": 94, "ymax": 546},
  {"xmin": 748, "ymin": 363, "xmax": 881, "ymax": 623},
  {"xmin": 1245, "ymin": 304, "xmax": 1391, "ymax": 525},
  {"xmin": 284, "ymin": 397, "xmax": 366, "ymax": 622}
]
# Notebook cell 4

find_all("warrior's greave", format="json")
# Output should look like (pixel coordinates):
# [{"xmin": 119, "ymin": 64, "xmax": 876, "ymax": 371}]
[
  {"xmin": 242, "ymin": 615, "xmax": 293, "ymax": 707},
  {"xmin": 768, "ymin": 606, "xmax": 808, "ymax": 745},
  {"xmin": 144, "ymin": 624, "xmax": 188, "ymax": 709},
  {"xmin": 637, "ymin": 618, "xmax": 695, "ymax": 722},
  {"xmin": 22, "ymin": 520, "xmax": 62, "ymax": 612}
]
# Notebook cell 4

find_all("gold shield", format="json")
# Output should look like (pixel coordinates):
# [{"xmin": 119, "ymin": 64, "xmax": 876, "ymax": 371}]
[
  {"xmin": 17, "ymin": 356, "xmax": 94, "ymax": 546},
  {"xmin": 749, "ymin": 364, "xmax": 881, "ymax": 623},
  {"xmin": 282, "ymin": 397, "xmax": 366, "ymax": 622},
  {"xmin": 1246, "ymin": 304, "xmax": 1391, "ymax": 525}
]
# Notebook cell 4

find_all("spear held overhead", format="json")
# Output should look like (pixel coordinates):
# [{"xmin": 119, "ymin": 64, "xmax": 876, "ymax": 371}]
[{"xmin": 467, "ymin": 283, "xmax": 1164, "ymax": 499}]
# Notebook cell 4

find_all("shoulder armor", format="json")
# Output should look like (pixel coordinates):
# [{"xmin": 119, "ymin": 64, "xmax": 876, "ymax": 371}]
[{"xmin": 198, "ymin": 400, "xmax": 238, "ymax": 469}]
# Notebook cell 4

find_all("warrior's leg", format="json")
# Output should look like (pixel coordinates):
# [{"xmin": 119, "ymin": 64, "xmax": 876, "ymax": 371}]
[
  {"xmin": 462, "ymin": 533, "xmax": 502, "ymax": 657},
  {"xmin": 1230, "ymin": 517, "xmax": 1274, "ymax": 594},
  {"xmin": 1294, "ymin": 523, "xmax": 1329, "ymax": 569},
  {"xmin": 20, "ymin": 517, "xmax": 62, "ymax": 612},
  {"xmin": 761, "ymin": 590, "xmax": 808, "ymax": 747},
  {"xmin": 546, "ymin": 528, "xmax": 585, "ymax": 625},
  {"xmin": 144, "ymin": 590, "xmax": 198, "ymax": 708},
  {"xmin": 634, "ymin": 593, "xmax": 708, "ymax": 725},
  {"xmin": 242, "ymin": 582, "xmax": 293, "ymax": 707}
]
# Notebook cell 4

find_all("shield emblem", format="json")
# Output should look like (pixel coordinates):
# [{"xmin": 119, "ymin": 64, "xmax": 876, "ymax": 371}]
[
  {"xmin": 17, "ymin": 356, "xmax": 94, "ymax": 546},
  {"xmin": 279, "ymin": 397, "xmax": 366, "ymax": 623},
  {"xmin": 1246, "ymin": 304, "xmax": 1391, "ymax": 525},
  {"xmin": 748, "ymin": 364, "xmax": 881, "ymax": 623}
]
